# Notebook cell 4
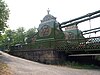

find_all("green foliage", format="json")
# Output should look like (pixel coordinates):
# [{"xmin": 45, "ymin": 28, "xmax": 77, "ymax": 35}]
[
  {"xmin": 26, "ymin": 27, "xmax": 36, "ymax": 38},
  {"xmin": 0, "ymin": 29, "xmax": 14, "ymax": 50},
  {"xmin": 15, "ymin": 27, "xmax": 25, "ymax": 44},
  {"xmin": 0, "ymin": 27, "xmax": 37, "ymax": 50},
  {"xmin": 4, "ymin": 29, "xmax": 15, "ymax": 45},
  {"xmin": 0, "ymin": 0, "xmax": 9, "ymax": 33},
  {"xmin": 25, "ymin": 27, "xmax": 37, "ymax": 43}
]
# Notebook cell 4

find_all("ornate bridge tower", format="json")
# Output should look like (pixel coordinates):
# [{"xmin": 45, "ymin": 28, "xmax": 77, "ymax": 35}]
[{"xmin": 36, "ymin": 9, "xmax": 65, "ymax": 41}]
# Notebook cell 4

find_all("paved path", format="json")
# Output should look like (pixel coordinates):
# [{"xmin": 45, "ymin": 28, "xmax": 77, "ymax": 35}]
[{"xmin": 0, "ymin": 51, "xmax": 100, "ymax": 75}]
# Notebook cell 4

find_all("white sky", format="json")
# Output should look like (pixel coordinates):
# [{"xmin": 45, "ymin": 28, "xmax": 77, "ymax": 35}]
[{"xmin": 5, "ymin": 0, "xmax": 100, "ymax": 33}]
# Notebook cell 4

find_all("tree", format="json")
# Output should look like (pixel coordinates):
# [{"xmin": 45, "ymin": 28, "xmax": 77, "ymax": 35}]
[
  {"xmin": 0, "ymin": 29, "xmax": 15, "ymax": 50},
  {"xmin": 0, "ymin": 0, "xmax": 9, "ymax": 33},
  {"xmin": 15, "ymin": 27, "xmax": 26, "ymax": 44},
  {"xmin": 26, "ymin": 27, "xmax": 37, "ymax": 43},
  {"xmin": 0, "ymin": 27, "xmax": 37, "ymax": 50},
  {"xmin": 4, "ymin": 29, "xmax": 15, "ymax": 45},
  {"xmin": 0, "ymin": 27, "xmax": 26, "ymax": 50}
]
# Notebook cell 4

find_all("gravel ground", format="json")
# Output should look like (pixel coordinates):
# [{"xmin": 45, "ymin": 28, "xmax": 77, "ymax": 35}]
[{"xmin": 0, "ymin": 51, "xmax": 100, "ymax": 75}]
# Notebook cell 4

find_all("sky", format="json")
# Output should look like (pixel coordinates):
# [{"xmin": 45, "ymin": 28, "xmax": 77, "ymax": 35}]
[{"xmin": 5, "ymin": 0, "xmax": 100, "ymax": 33}]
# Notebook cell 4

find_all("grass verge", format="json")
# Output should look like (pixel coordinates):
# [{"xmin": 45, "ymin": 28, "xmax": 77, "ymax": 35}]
[
  {"xmin": 64, "ymin": 61, "xmax": 100, "ymax": 69},
  {"xmin": 0, "ymin": 61, "xmax": 12, "ymax": 75}
]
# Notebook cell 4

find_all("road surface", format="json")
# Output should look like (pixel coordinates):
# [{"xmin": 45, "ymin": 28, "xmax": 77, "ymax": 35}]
[{"xmin": 0, "ymin": 51, "xmax": 100, "ymax": 75}]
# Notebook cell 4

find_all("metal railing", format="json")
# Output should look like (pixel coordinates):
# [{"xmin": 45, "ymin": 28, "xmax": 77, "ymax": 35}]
[{"xmin": 9, "ymin": 36, "xmax": 100, "ymax": 55}]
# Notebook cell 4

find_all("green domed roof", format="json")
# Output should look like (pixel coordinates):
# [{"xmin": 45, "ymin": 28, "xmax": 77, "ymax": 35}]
[
  {"xmin": 41, "ymin": 14, "xmax": 56, "ymax": 22},
  {"xmin": 41, "ymin": 9, "xmax": 56, "ymax": 22}
]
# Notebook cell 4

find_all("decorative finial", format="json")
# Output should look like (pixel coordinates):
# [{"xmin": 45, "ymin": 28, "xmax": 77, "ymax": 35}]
[{"xmin": 47, "ymin": 8, "xmax": 50, "ymax": 14}]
